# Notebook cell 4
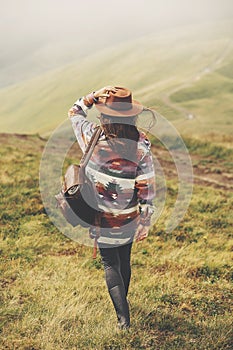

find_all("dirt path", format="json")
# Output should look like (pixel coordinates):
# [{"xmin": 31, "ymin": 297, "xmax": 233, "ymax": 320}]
[
  {"xmin": 67, "ymin": 137, "xmax": 233, "ymax": 192},
  {"xmin": 1, "ymin": 133, "xmax": 232, "ymax": 192},
  {"xmin": 159, "ymin": 40, "xmax": 233, "ymax": 120},
  {"xmin": 150, "ymin": 40, "xmax": 233, "ymax": 192},
  {"xmin": 152, "ymin": 145, "xmax": 233, "ymax": 192}
]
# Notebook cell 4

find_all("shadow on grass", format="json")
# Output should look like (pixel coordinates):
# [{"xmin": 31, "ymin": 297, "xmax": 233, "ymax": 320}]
[{"xmin": 126, "ymin": 304, "xmax": 233, "ymax": 350}]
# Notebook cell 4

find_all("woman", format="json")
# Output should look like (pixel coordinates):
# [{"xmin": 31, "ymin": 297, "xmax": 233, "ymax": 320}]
[{"xmin": 68, "ymin": 86, "xmax": 155, "ymax": 329}]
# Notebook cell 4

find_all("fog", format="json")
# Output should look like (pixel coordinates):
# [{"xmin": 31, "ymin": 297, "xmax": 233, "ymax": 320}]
[
  {"xmin": 1, "ymin": 0, "xmax": 233, "ymax": 86},
  {"xmin": 2, "ymin": 0, "xmax": 233, "ymax": 42}
]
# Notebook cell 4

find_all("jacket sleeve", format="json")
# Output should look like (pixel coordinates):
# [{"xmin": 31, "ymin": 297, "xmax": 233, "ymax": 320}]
[
  {"xmin": 135, "ymin": 148, "xmax": 156, "ymax": 226},
  {"xmin": 68, "ymin": 94, "xmax": 97, "ymax": 153}
]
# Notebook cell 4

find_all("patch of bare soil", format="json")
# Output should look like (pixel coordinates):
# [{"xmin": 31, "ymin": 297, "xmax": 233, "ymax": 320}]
[
  {"xmin": 1, "ymin": 133, "xmax": 232, "ymax": 191},
  {"xmin": 152, "ymin": 145, "xmax": 233, "ymax": 191}
]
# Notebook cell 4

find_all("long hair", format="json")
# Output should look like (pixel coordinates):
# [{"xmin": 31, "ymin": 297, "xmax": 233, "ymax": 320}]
[{"xmin": 99, "ymin": 113, "xmax": 139, "ymax": 160}]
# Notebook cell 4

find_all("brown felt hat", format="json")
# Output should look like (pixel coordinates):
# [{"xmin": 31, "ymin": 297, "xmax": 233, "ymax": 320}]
[{"xmin": 95, "ymin": 86, "xmax": 144, "ymax": 117}]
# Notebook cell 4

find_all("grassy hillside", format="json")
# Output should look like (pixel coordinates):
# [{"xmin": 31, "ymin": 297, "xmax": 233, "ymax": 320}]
[
  {"xmin": 0, "ymin": 33, "xmax": 118, "ymax": 89},
  {"xmin": 169, "ymin": 54, "xmax": 233, "ymax": 142},
  {"xmin": 0, "ymin": 133, "xmax": 232, "ymax": 349},
  {"xmin": 0, "ymin": 20, "xmax": 232, "ymax": 145}
]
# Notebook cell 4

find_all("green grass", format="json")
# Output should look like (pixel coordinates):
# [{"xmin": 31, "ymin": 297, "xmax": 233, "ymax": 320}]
[
  {"xmin": 0, "ymin": 133, "xmax": 233, "ymax": 349},
  {"xmin": 169, "ymin": 71, "xmax": 233, "ymax": 133},
  {"xmin": 217, "ymin": 59, "xmax": 233, "ymax": 79},
  {"xmin": 177, "ymin": 136, "xmax": 233, "ymax": 160},
  {"xmin": 170, "ymin": 73, "xmax": 233, "ymax": 102},
  {"xmin": 150, "ymin": 133, "xmax": 233, "ymax": 161},
  {"xmin": 168, "ymin": 63, "xmax": 233, "ymax": 142},
  {"xmin": 0, "ymin": 20, "xmax": 232, "ymax": 146}
]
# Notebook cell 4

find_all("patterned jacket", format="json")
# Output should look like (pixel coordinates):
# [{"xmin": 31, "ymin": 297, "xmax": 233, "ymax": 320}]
[{"xmin": 69, "ymin": 96, "xmax": 155, "ymax": 246}]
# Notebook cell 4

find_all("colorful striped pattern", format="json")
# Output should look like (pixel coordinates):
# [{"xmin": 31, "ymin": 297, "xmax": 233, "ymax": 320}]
[{"xmin": 69, "ymin": 98, "xmax": 155, "ymax": 246}]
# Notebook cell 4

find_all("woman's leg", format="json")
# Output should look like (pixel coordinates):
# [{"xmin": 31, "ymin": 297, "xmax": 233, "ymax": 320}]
[
  {"xmin": 99, "ymin": 245, "xmax": 130, "ymax": 328},
  {"xmin": 99, "ymin": 246, "xmax": 123, "ymax": 289},
  {"xmin": 118, "ymin": 242, "xmax": 133, "ymax": 296}
]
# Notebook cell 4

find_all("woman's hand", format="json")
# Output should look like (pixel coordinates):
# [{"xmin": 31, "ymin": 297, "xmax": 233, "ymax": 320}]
[
  {"xmin": 135, "ymin": 224, "xmax": 150, "ymax": 242},
  {"xmin": 93, "ymin": 86, "xmax": 117, "ymax": 99}
]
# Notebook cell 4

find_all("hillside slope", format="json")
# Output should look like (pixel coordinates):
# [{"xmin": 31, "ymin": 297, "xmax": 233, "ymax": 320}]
[
  {"xmin": 0, "ymin": 20, "xmax": 232, "ymax": 142},
  {"xmin": 0, "ymin": 133, "xmax": 232, "ymax": 349},
  {"xmin": 168, "ymin": 41, "xmax": 233, "ymax": 142}
]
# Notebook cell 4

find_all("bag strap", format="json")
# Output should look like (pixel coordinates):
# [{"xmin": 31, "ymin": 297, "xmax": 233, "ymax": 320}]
[
  {"xmin": 80, "ymin": 126, "xmax": 102, "ymax": 259},
  {"xmin": 79, "ymin": 126, "xmax": 101, "ymax": 169}
]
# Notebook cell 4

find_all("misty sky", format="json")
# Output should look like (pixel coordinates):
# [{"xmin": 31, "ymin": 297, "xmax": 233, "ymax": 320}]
[
  {"xmin": 1, "ymin": 0, "xmax": 233, "ymax": 42},
  {"xmin": 1, "ymin": 0, "xmax": 233, "ymax": 86}
]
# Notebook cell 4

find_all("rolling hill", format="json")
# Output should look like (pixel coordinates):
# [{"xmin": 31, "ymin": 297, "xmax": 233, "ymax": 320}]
[
  {"xmin": 0, "ymin": 132, "xmax": 232, "ymax": 349},
  {"xmin": 0, "ymin": 20, "xmax": 232, "ymax": 145}
]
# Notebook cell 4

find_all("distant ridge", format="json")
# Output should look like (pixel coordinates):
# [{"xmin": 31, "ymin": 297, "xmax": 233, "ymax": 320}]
[{"xmin": 0, "ymin": 20, "xmax": 232, "ymax": 145}]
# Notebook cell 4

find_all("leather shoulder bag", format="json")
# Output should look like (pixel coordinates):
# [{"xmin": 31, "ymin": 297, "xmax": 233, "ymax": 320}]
[{"xmin": 55, "ymin": 126, "xmax": 102, "ymax": 227}]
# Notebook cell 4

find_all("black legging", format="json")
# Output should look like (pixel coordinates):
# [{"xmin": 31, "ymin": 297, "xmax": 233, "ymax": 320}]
[{"xmin": 99, "ymin": 242, "xmax": 133, "ymax": 295}]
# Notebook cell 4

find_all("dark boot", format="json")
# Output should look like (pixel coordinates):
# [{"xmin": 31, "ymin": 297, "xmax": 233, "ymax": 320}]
[{"xmin": 109, "ymin": 285, "xmax": 130, "ymax": 329}]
